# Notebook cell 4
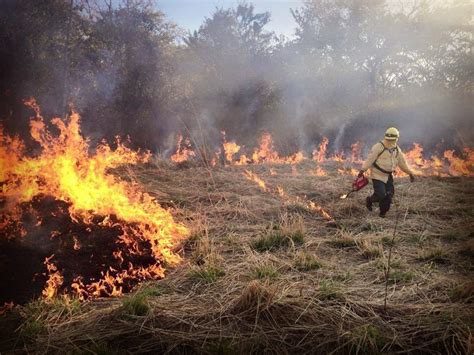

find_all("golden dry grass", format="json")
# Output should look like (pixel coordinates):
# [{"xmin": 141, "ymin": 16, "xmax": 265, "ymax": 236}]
[{"xmin": 1, "ymin": 160, "xmax": 473, "ymax": 354}]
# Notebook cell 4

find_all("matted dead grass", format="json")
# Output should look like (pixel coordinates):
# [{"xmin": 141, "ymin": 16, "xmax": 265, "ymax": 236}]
[{"xmin": 1, "ymin": 161, "xmax": 473, "ymax": 354}]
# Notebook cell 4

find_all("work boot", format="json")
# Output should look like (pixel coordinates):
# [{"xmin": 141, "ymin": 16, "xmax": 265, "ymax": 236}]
[
  {"xmin": 379, "ymin": 196, "xmax": 391, "ymax": 217},
  {"xmin": 366, "ymin": 196, "xmax": 373, "ymax": 211}
]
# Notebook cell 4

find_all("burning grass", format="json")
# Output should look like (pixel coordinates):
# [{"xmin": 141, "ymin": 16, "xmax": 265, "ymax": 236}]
[
  {"xmin": 171, "ymin": 128, "xmax": 474, "ymax": 178},
  {"xmin": 1, "ymin": 130, "xmax": 473, "ymax": 353},
  {"xmin": 0, "ymin": 101, "xmax": 188, "ymax": 302}
]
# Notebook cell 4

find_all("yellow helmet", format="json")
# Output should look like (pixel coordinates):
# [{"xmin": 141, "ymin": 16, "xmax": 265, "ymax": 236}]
[{"xmin": 384, "ymin": 127, "xmax": 399, "ymax": 141}]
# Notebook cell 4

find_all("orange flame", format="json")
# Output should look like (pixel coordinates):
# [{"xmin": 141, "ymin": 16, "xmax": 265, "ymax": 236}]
[
  {"xmin": 444, "ymin": 149, "xmax": 473, "ymax": 176},
  {"xmin": 251, "ymin": 133, "xmax": 280, "ymax": 164},
  {"xmin": 330, "ymin": 151, "xmax": 345, "ymax": 163},
  {"xmin": 312, "ymin": 137, "xmax": 328, "ymax": 162},
  {"xmin": 244, "ymin": 170, "xmax": 334, "ymax": 222},
  {"xmin": 313, "ymin": 166, "xmax": 327, "ymax": 176},
  {"xmin": 236, "ymin": 154, "xmax": 250, "ymax": 165},
  {"xmin": 307, "ymin": 201, "xmax": 333, "ymax": 221},
  {"xmin": 42, "ymin": 255, "xmax": 64, "ymax": 299},
  {"xmin": 1, "ymin": 99, "xmax": 188, "ymax": 299},
  {"xmin": 223, "ymin": 141, "xmax": 241, "ymax": 163},
  {"xmin": 171, "ymin": 134, "xmax": 196, "ymax": 163},
  {"xmin": 251, "ymin": 133, "xmax": 304, "ymax": 164},
  {"xmin": 243, "ymin": 169, "xmax": 267, "ymax": 191},
  {"xmin": 405, "ymin": 143, "xmax": 426, "ymax": 167},
  {"xmin": 221, "ymin": 131, "xmax": 241, "ymax": 164},
  {"xmin": 337, "ymin": 168, "xmax": 358, "ymax": 176},
  {"xmin": 163, "ymin": 133, "xmax": 472, "ymax": 177}
]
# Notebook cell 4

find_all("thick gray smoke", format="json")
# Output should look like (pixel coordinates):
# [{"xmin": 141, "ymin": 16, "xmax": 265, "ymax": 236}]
[
  {"xmin": 170, "ymin": 0, "xmax": 473, "ymax": 156},
  {"xmin": 0, "ymin": 0, "xmax": 471, "ymax": 157}
]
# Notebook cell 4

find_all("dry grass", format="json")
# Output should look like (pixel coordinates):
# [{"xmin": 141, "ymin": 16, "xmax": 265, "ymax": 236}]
[
  {"xmin": 1, "ymin": 161, "xmax": 473, "ymax": 354},
  {"xmin": 357, "ymin": 239, "xmax": 383, "ymax": 260}
]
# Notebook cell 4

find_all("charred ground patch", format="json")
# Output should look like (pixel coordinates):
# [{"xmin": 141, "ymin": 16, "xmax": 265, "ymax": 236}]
[{"xmin": 0, "ymin": 195, "xmax": 165, "ymax": 304}]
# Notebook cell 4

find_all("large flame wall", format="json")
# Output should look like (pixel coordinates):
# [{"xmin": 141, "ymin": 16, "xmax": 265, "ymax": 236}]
[{"xmin": 0, "ymin": 100, "xmax": 188, "ymax": 302}]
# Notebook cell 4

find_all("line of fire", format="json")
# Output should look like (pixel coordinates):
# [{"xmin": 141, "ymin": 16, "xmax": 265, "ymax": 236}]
[{"xmin": 1, "ymin": 99, "xmax": 472, "ymax": 303}]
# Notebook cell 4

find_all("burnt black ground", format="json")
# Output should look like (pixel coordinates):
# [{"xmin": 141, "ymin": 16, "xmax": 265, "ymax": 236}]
[{"xmin": 0, "ymin": 195, "xmax": 160, "ymax": 304}]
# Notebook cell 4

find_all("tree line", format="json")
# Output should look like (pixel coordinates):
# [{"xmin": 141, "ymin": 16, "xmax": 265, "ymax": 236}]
[{"xmin": 0, "ymin": 0, "xmax": 472, "ymax": 153}]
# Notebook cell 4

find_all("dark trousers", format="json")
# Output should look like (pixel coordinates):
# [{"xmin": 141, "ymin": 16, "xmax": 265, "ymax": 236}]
[{"xmin": 370, "ymin": 174, "xmax": 394, "ymax": 215}]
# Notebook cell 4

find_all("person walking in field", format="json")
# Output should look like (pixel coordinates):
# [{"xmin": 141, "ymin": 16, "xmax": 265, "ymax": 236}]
[{"xmin": 358, "ymin": 127, "xmax": 415, "ymax": 217}]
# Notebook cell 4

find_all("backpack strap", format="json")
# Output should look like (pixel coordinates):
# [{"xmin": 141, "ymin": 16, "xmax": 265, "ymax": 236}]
[
  {"xmin": 372, "ymin": 141, "xmax": 397, "ymax": 175},
  {"xmin": 375, "ymin": 141, "xmax": 386, "ymax": 161}
]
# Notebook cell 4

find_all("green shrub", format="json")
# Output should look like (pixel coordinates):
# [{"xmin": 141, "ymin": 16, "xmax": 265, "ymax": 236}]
[
  {"xmin": 294, "ymin": 252, "xmax": 322, "ymax": 271},
  {"xmin": 189, "ymin": 265, "xmax": 225, "ymax": 283},
  {"xmin": 252, "ymin": 230, "xmax": 304, "ymax": 252},
  {"xmin": 387, "ymin": 270, "xmax": 415, "ymax": 284},
  {"xmin": 21, "ymin": 319, "xmax": 46, "ymax": 339},
  {"xmin": 120, "ymin": 282, "xmax": 167, "ymax": 317},
  {"xmin": 405, "ymin": 234, "xmax": 427, "ymax": 245},
  {"xmin": 254, "ymin": 264, "xmax": 279, "ymax": 280},
  {"xmin": 332, "ymin": 271, "xmax": 353, "ymax": 282},
  {"xmin": 381, "ymin": 236, "xmax": 396, "ymax": 247},
  {"xmin": 418, "ymin": 247, "xmax": 450, "ymax": 264},
  {"xmin": 327, "ymin": 236, "xmax": 356, "ymax": 249},
  {"xmin": 136, "ymin": 283, "xmax": 164, "ymax": 297},
  {"xmin": 121, "ymin": 292, "xmax": 149, "ymax": 316},
  {"xmin": 318, "ymin": 280, "xmax": 344, "ymax": 301},
  {"xmin": 359, "ymin": 241, "xmax": 382, "ymax": 260}
]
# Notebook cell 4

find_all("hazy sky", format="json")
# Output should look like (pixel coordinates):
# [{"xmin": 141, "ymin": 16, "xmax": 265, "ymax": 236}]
[{"xmin": 156, "ymin": 0, "xmax": 304, "ymax": 37}]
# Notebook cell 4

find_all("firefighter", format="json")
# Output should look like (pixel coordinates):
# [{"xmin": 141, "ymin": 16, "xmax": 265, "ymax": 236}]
[{"xmin": 358, "ymin": 127, "xmax": 415, "ymax": 217}]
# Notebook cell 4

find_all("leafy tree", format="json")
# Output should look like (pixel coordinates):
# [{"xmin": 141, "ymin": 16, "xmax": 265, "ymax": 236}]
[
  {"xmin": 0, "ymin": 0, "xmax": 471, "ymax": 152},
  {"xmin": 179, "ymin": 2, "xmax": 278, "ymax": 143}
]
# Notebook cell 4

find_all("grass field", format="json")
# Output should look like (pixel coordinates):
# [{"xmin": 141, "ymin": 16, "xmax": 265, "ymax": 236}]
[{"xmin": 1, "ymin": 160, "xmax": 473, "ymax": 354}]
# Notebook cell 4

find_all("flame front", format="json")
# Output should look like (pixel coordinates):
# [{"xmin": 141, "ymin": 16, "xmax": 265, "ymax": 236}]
[
  {"xmin": 169, "ymin": 133, "xmax": 473, "ymax": 178},
  {"xmin": 1, "ymin": 99, "xmax": 188, "ymax": 299}
]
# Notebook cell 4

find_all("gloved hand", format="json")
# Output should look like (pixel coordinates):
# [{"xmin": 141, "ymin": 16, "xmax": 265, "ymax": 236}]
[
  {"xmin": 409, "ymin": 174, "xmax": 415, "ymax": 183},
  {"xmin": 358, "ymin": 170, "xmax": 365, "ymax": 178}
]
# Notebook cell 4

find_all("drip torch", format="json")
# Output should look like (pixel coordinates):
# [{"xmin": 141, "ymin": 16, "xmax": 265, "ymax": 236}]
[{"xmin": 340, "ymin": 173, "xmax": 369, "ymax": 199}]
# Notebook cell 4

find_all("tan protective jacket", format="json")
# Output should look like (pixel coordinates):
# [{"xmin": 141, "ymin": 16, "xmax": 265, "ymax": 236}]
[{"xmin": 361, "ymin": 140, "xmax": 414, "ymax": 183}]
